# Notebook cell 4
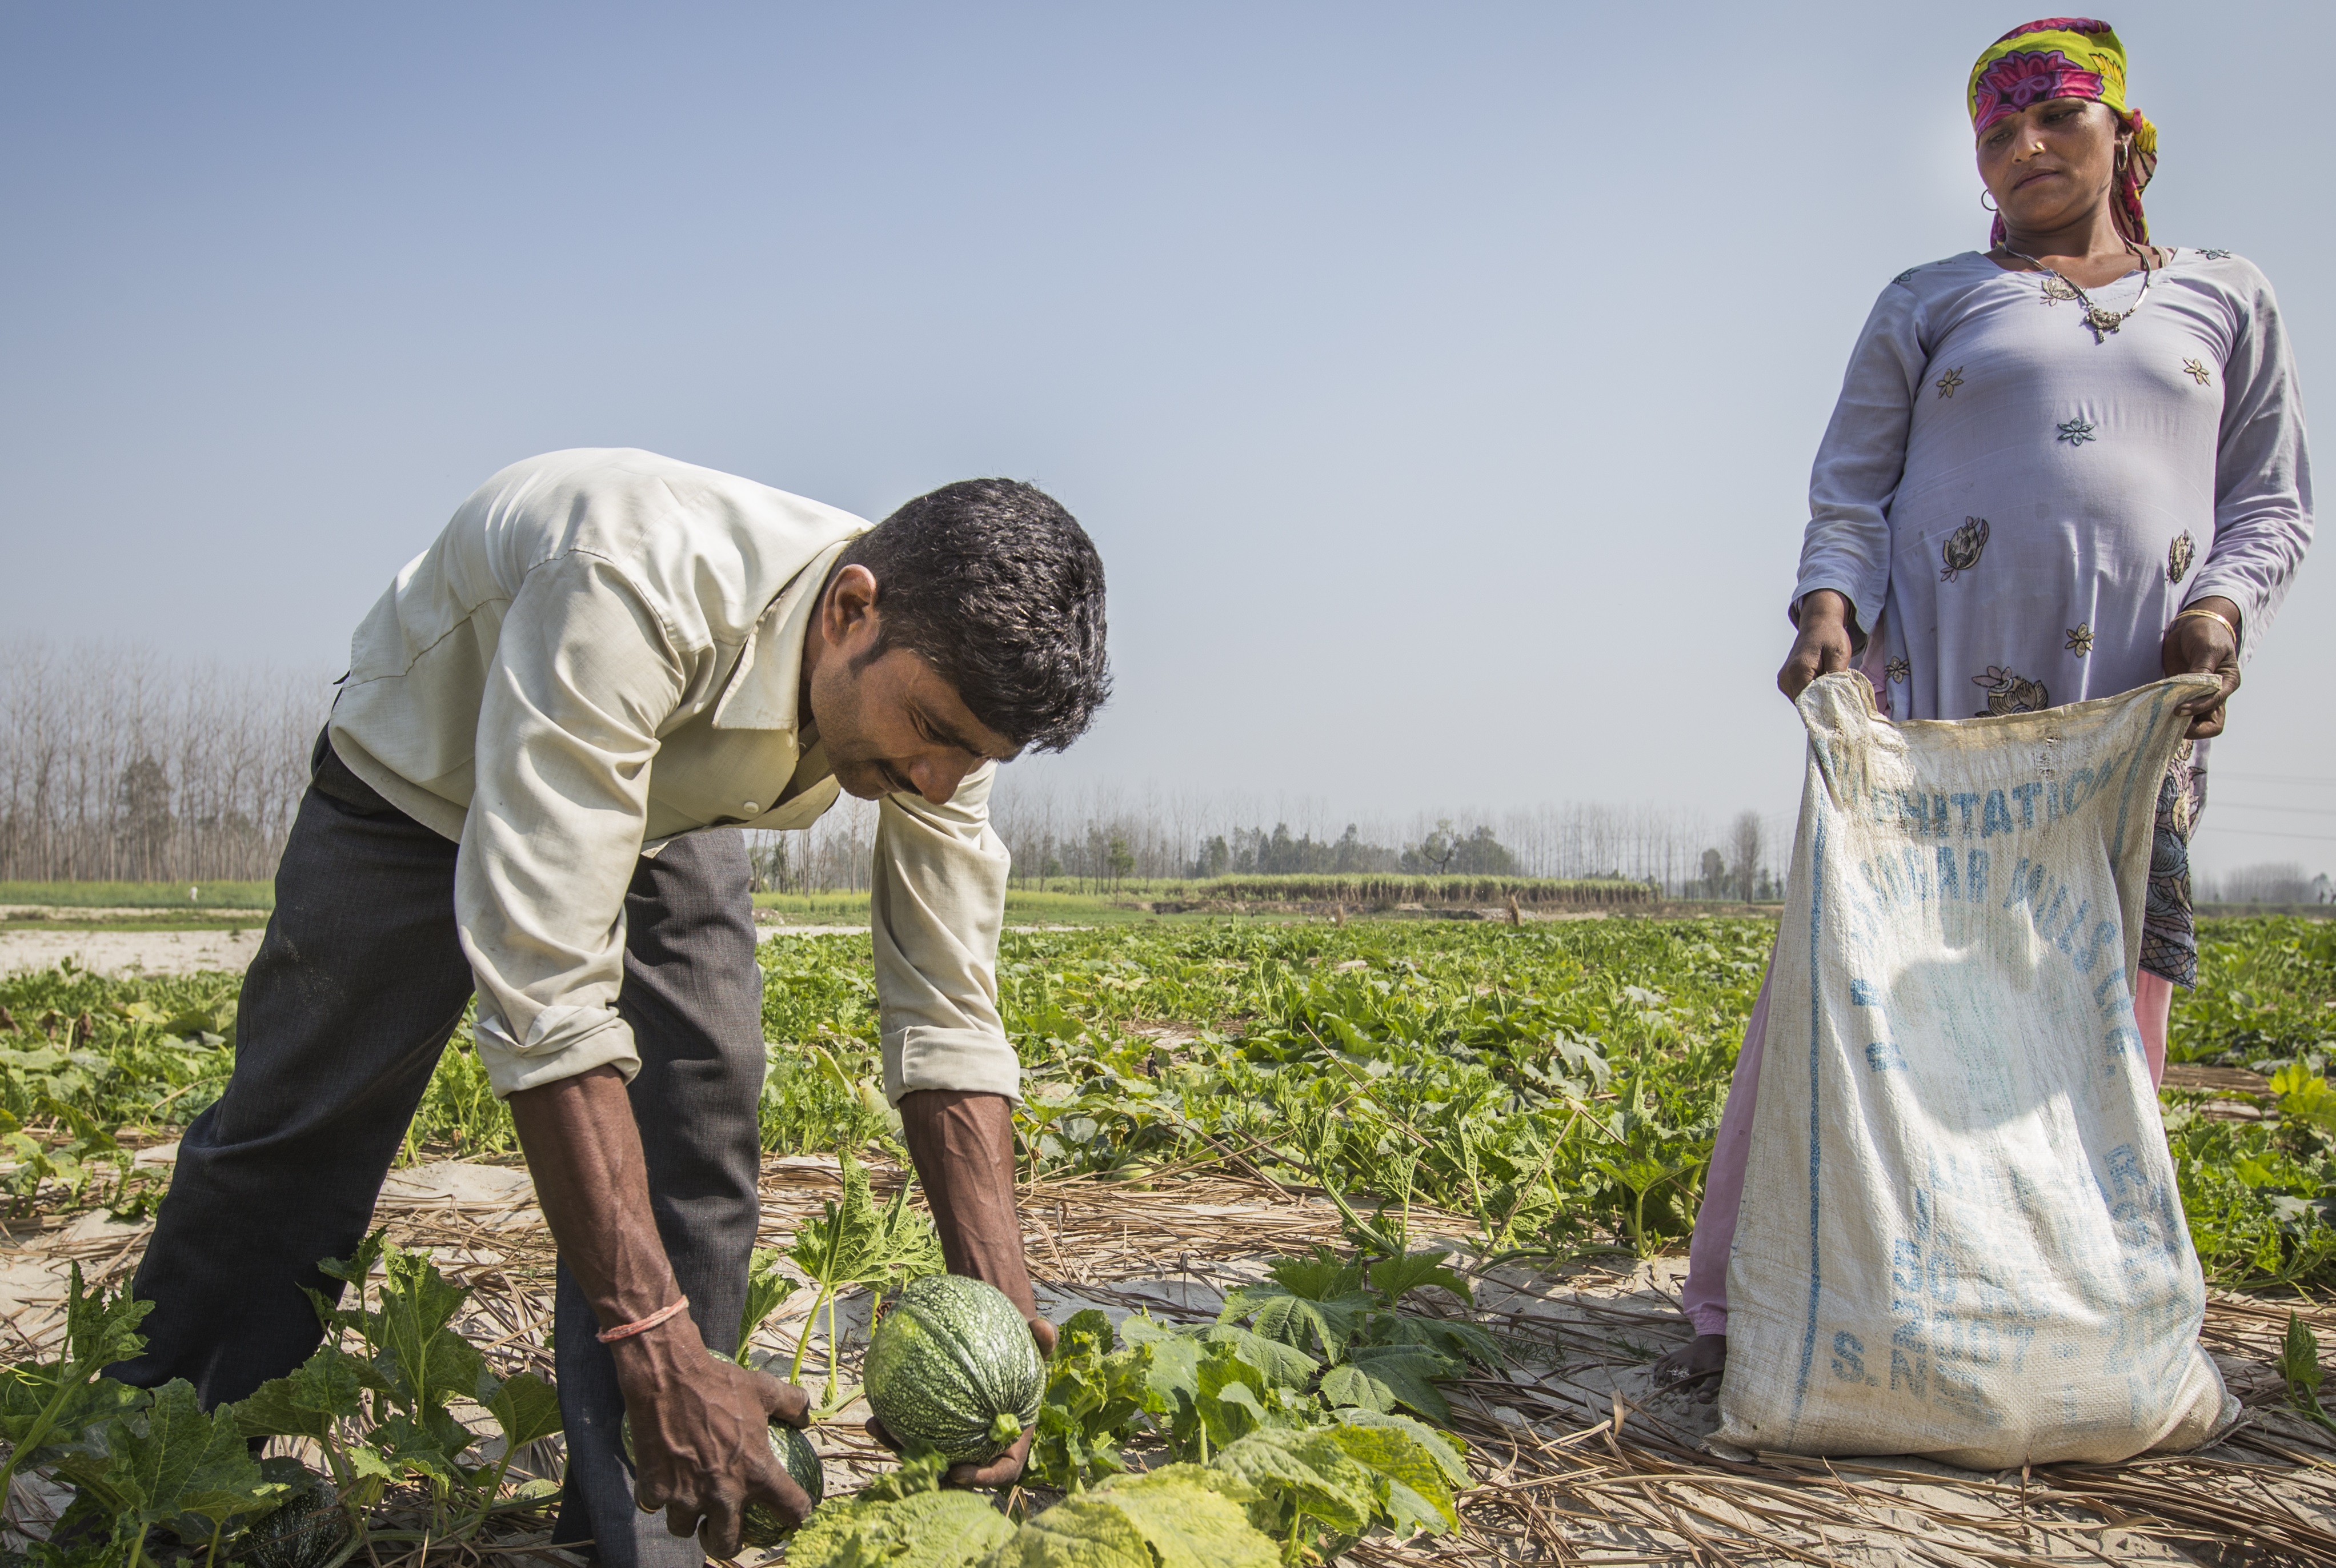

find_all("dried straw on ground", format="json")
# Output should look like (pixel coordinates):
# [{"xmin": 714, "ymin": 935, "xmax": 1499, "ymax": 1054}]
[{"xmin": 3, "ymin": 1153, "xmax": 2333, "ymax": 1566}]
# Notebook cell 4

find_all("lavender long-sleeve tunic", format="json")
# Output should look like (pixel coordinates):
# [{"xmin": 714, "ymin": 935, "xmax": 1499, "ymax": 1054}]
[
  {"xmin": 1793, "ymin": 249, "xmax": 2312, "ymax": 721},
  {"xmin": 1685, "ymin": 250, "xmax": 2314, "ymax": 1340}
]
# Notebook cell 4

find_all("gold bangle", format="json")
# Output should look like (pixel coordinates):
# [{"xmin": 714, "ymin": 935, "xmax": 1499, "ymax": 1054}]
[{"xmin": 2171, "ymin": 605, "xmax": 2239, "ymax": 642}]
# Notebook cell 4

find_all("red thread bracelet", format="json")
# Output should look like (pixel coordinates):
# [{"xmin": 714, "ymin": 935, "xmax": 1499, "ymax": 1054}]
[{"xmin": 596, "ymin": 1296, "xmax": 690, "ymax": 1344}]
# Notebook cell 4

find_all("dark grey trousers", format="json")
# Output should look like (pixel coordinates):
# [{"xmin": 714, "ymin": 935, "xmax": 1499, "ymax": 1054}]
[{"xmin": 114, "ymin": 732, "xmax": 766, "ymax": 1568}]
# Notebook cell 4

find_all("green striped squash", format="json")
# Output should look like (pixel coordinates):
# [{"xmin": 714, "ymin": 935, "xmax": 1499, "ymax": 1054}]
[
  {"xmin": 746, "ymin": 1423, "xmax": 825, "ymax": 1545},
  {"xmin": 247, "ymin": 1462, "xmax": 350, "ymax": 1568},
  {"xmin": 620, "ymin": 1352, "xmax": 823, "ymax": 1545},
  {"xmin": 863, "ymin": 1275, "xmax": 1043, "ymax": 1465}
]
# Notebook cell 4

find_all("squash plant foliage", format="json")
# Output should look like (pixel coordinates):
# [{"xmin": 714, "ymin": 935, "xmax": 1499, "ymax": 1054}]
[
  {"xmin": 0, "ymin": 1265, "xmax": 269, "ymax": 1568},
  {"xmin": 1020, "ymin": 1247, "xmax": 1484, "ymax": 1561},
  {"xmin": 780, "ymin": 1151, "xmax": 945, "ymax": 1410},
  {"xmin": 790, "ymin": 1422, "xmax": 1465, "ymax": 1568},
  {"xmin": 11, "ymin": 917, "xmax": 2332, "ymax": 1286},
  {"xmin": 0, "ymin": 1242, "xmax": 563, "ymax": 1568}
]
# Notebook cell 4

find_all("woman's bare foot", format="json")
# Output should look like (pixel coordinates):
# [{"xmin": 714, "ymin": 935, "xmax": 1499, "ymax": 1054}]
[{"xmin": 1651, "ymin": 1333, "xmax": 1727, "ymax": 1388}]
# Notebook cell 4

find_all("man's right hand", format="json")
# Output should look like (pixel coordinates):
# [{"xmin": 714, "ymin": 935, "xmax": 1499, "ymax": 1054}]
[
  {"xmin": 508, "ymin": 1066, "xmax": 815, "ymax": 1557},
  {"xmin": 1777, "ymin": 590, "xmax": 1856, "ymax": 702},
  {"xmin": 615, "ymin": 1327, "xmax": 814, "ymax": 1556}
]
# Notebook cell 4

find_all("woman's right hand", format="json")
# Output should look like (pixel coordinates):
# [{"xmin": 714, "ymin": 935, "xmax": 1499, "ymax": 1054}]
[{"xmin": 1777, "ymin": 590, "xmax": 1856, "ymax": 701}]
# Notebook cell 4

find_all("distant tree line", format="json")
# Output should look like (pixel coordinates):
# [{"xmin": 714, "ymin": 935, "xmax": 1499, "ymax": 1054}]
[
  {"xmin": 753, "ymin": 780, "xmax": 1799, "ymax": 900},
  {"xmin": 2198, "ymin": 861, "xmax": 2334, "ymax": 905},
  {"xmin": 0, "ymin": 641, "xmax": 330, "ymax": 884},
  {"xmin": 15, "ymin": 645, "xmax": 2318, "ymax": 908}
]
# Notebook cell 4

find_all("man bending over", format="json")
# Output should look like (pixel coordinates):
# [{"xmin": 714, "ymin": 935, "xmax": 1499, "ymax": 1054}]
[{"xmin": 115, "ymin": 448, "xmax": 1109, "ymax": 1566}]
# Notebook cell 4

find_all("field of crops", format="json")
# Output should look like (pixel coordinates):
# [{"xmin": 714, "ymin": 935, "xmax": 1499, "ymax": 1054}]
[{"xmin": 4, "ymin": 914, "xmax": 2334, "ymax": 1291}]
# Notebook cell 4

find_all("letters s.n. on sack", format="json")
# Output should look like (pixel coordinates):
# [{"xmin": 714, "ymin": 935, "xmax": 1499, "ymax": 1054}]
[{"xmin": 1714, "ymin": 671, "xmax": 2237, "ymax": 1470}]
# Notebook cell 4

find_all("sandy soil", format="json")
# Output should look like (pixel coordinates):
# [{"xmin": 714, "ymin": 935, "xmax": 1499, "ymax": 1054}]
[
  {"xmin": 0, "ymin": 927, "xmax": 268, "ymax": 978},
  {"xmin": 0, "ymin": 922, "xmax": 1093, "ymax": 977}
]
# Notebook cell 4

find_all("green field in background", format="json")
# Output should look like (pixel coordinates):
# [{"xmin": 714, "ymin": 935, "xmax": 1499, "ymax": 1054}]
[
  {"xmin": 0, "ymin": 880, "xmax": 277, "ymax": 909},
  {"xmin": 754, "ymin": 888, "xmax": 1250, "ymax": 927},
  {"xmin": 3, "ymin": 915, "xmax": 2332, "ymax": 1290}
]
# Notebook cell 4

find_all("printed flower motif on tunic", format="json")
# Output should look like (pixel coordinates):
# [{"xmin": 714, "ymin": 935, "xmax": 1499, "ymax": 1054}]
[
  {"xmin": 1885, "ymin": 656, "xmax": 1910, "ymax": 684},
  {"xmin": 1935, "ymin": 367, "xmax": 1965, "ymax": 398},
  {"xmin": 2039, "ymin": 276, "xmax": 2080, "ymax": 306},
  {"xmin": 2183, "ymin": 358, "xmax": 2212, "ymax": 386},
  {"xmin": 2167, "ymin": 530, "xmax": 2196, "ymax": 583},
  {"xmin": 1940, "ymin": 516, "xmax": 1990, "ymax": 581},
  {"xmin": 2066, "ymin": 622, "xmax": 2094, "ymax": 655},
  {"xmin": 1972, "ymin": 665, "xmax": 2050, "ymax": 716},
  {"xmin": 2201, "ymin": 248, "xmax": 2231, "ymax": 260},
  {"xmin": 2056, "ymin": 416, "xmax": 2097, "ymax": 445}
]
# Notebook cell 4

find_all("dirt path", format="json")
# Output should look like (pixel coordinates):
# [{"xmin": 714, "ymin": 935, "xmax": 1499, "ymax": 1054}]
[
  {"xmin": 0, "ymin": 927, "xmax": 267, "ymax": 977},
  {"xmin": 0, "ymin": 922, "xmax": 1092, "ymax": 978}
]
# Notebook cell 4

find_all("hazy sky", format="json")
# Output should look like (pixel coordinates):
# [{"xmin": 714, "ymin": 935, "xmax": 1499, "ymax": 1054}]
[{"xmin": 3, "ymin": 2, "xmax": 2330, "ymax": 879}]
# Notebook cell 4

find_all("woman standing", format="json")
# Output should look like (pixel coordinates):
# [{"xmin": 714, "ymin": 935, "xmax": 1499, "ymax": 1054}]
[{"xmin": 1660, "ymin": 18, "xmax": 2313, "ymax": 1388}]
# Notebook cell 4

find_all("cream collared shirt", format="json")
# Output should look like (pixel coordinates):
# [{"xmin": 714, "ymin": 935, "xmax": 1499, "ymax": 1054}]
[{"xmin": 328, "ymin": 448, "xmax": 1016, "ymax": 1104}]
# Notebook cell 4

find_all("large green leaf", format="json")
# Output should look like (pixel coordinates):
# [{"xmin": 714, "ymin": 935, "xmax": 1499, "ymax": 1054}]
[
  {"xmin": 234, "ymin": 1348, "xmax": 368, "ymax": 1442},
  {"xmin": 63, "ymin": 1264, "xmax": 154, "ymax": 1371},
  {"xmin": 1330, "ymin": 1407, "xmax": 1468, "ymax": 1484},
  {"xmin": 1220, "ymin": 1252, "xmax": 1376, "ymax": 1361},
  {"xmin": 786, "ymin": 1152, "xmax": 944, "ymax": 1297},
  {"xmin": 484, "ymin": 1372, "xmax": 563, "ymax": 1449},
  {"xmin": 736, "ymin": 1248, "xmax": 798, "ymax": 1361},
  {"xmin": 1265, "ymin": 1250, "xmax": 1368, "ymax": 1301},
  {"xmin": 1117, "ymin": 1316, "xmax": 1205, "ymax": 1423},
  {"xmin": 82, "ymin": 1380, "xmax": 281, "ymax": 1535},
  {"xmin": 1325, "ymin": 1418, "xmax": 1460, "ymax": 1536},
  {"xmin": 790, "ymin": 1487, "xmax": 1016, "ymax": 1567},
  {"xmin": 977, "ymin": 1466, "xmax": 1277, "ymax": 1568},
  {"xmin": 1367, "ymin": 1249, "xmax": 1474, "ymax": 1307},
  {"xmin": 373, "ymin": 1246, "xmax": 483, "ymax": 1417},
  {"xmin": 0, "ymin": 1360, "xmax": 148, "ymax": 1465},
  {"xmin": 1319, "ymin": 1345, "xmax": 1458, "ymax": 1424},
  {"xmin": 1196, "ymin": 1325, "xmax": 1318, "ymax": 1387},
  {"xmin": 1359, "ymin": 1307, "xmax": 1502, "ymax": 1366},
  {"xmin": 1206, "ymin": 1428, "xmax": 1375, "ymax": 1537},
  {"xmin": 1030, "ymin": 1314, "xmax": 1160, "ymax": 1491}
]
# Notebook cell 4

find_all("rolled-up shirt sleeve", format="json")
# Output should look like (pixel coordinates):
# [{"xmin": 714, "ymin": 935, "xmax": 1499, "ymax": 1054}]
[
  {"xmin": 2191, "ymin": 262, "xmax": 2314, "ymax": 655},
  {"xmin": 459, "ymin": 551, "xmax": 694, "ymax": 1097},
  {"xmin": 870, "ymin": 760, "xmax": 1017, "ymax": 1105},
  {"xmin": 1794, "ymin": 280, "xmax": 1927, "ymax": 647}
]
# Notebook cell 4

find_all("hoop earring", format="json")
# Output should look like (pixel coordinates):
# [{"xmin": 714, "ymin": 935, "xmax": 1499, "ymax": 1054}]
[{"xmin": 1980, "ymin": 190, "xmax": 2000, "ymax": 212}]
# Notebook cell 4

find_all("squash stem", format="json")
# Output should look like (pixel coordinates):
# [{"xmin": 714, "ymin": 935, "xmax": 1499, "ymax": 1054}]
[
  {"xmin": 822, "ymin": 1292, "xmax": 842, "ymax": 1408},
  {"xmin": 789, "ymin": 1286, "xmax": 830, "ymax": 1385}
]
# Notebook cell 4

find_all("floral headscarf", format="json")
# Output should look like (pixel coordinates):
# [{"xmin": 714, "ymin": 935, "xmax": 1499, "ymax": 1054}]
[{"xmin": 1968, "ymin": 18, "xmax": 2157, "ymax": 245}]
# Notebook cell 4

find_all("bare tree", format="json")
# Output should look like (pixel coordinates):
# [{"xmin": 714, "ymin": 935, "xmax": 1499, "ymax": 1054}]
[
  {"xmin": 1729, "ymin": 810, "xmax": 1764, "ymax": 903},
  {"xmin": 0, "ymin": 639, "xmax": 330, "ymax": 883},
  {"xmin": 2200, "ymin": 861, "xmax": 2319, "ymax": 906}
]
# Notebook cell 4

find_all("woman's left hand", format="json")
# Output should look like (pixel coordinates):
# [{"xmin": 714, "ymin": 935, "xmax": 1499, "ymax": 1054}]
[{"xmin": 2161, "ymin": 595, "xmax": 2243, "ymax": 739}]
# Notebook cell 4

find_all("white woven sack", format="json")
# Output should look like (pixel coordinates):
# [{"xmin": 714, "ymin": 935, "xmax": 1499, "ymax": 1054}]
[{"xmin": 1714, "ymin": 672, "xmax": 2235, "ymax": 1469}]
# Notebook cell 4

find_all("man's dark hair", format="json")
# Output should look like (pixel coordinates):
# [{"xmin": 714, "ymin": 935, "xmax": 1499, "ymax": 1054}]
[{"xmin": 841, "ymin": 478, "xmax": 1109, "ymax": 753}]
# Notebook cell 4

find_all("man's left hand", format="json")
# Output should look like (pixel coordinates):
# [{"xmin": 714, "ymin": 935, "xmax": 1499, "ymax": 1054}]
[{"xmin": 2162, "ymin": 595, "xmax": 2243, "ymax": 739}]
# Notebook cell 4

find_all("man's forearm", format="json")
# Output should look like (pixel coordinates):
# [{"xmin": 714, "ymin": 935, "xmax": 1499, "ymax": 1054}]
[
  {"xmin": 897, "ymin": 1090, "xmax": 1037, "ymax": 1321},
  {"xmin": 510, "ymin": 1066, "xmax": 811, "ymax": 1545},
  {"xmin": 508, "ymin": 1065, "xmax": 692, "ymax": 1338}
]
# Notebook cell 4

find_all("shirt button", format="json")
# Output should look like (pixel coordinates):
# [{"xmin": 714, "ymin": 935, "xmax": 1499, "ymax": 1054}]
[{"xmin": 742, "ymin": 801, "xmax": 760, "ymax": 813}]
